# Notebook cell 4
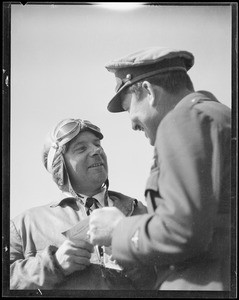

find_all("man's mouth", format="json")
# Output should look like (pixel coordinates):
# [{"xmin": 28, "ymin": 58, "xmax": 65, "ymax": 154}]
[
  {"xmin": 88, "ymin": 162, "xmax": 104, "ymax": 169},
  {"xmin": 137, "ymin": 125, "xmax": 144, "ymax": 131},
  {"xmin": 138, "ymin": 126, "xmax": 148, "ymax": 137}
]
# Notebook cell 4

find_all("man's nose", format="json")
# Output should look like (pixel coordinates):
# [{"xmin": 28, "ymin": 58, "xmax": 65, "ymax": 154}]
[
  {"xmin": 91, "ymin": 145, "xmax": 102, "ymax": 155},
  {"xmin": 132, "ymin": 122, "xmax": 139, "ymax": 131}
]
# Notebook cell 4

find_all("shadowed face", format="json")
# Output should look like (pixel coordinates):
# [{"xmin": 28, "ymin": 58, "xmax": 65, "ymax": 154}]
[
  {"xmin": 64, "ymin": 131, "xmax": 108, "ymax": 195},
  {"xmin": 122, "ymin": 88, "xmax": 160, "ymax": 146}
]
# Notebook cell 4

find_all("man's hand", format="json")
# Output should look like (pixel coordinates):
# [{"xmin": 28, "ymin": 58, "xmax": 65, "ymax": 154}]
[
  {"xmin": 88, "ymin": 207, "xmax": 125, "ymax": 247},
  {"xmin": 54, "ymin": 239, "xmax": 94, "ymax": 276}
]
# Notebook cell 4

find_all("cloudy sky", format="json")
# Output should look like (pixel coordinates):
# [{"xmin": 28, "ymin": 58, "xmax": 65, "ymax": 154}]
[{"xmin": 9, "ymin": 3, "xmax": 232, "ymax": 218}]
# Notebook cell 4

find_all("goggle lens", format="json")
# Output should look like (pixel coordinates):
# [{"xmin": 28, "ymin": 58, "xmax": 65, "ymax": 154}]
[
  {"xmin": 54, "ymin": 119, "xmax": 102, "ymax": 144},
  {"xmin": 56, "ymin": 121, "xmax": 80, "ymax": 141}
]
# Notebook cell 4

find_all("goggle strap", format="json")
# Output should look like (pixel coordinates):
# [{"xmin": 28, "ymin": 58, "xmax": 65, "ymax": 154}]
[
  {"xmin": 47, "ymin": 146, "xmax": 57, "ymax": 173},
  {"xmin": 62, "ymin": 158, "xmax": 84, "ymax": 204},
  {"xmin": 47, "ymin": 125, "xmax": 83, "ymax": 173}
]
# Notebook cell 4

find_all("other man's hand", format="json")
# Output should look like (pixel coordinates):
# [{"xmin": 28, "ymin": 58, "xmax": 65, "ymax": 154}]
[{"xmin": 88, "ymin": 207, "xmax": 125, "ymax": 246}]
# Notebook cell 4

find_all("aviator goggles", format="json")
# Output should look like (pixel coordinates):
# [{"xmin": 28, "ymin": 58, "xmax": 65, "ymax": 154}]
[{"xmin": 47, "ymin": 119, "xmax": 103, "ymax": 173}]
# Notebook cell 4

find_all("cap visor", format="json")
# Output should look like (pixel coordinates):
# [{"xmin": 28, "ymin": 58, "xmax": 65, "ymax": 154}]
[{"xmin": 107, "ymin": 85, "xmax": 129, "ymax": 113}]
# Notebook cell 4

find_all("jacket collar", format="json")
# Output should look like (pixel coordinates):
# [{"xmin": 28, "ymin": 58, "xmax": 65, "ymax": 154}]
[
  {"xmin": 108, "ymin": 190, "xmax": 137, "ymax": 216},
  {"xmin": 50, "ymin": 196, "xmax": 77, "ymax": 208},
  {"xmin": 175, "ymin": 90, "xmax": 219, "ymax": 110},
  {"xmin": 50, "ymin": 190, "xmax": 137, "ymax": 216},
  {"xmin": 50, "ymin": 188, "xmax": 107, "ymax": 208}
]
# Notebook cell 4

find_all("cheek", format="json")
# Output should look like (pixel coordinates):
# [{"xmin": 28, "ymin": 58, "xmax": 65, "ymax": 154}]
[
  {"xmin": 75, "ymin": 158, "xmax": 87, "ymax": 173},
  {"xmin": 129, "ymin": 105, "xmax": 141, "ymax": 122},
  {"xmin": 65, "ymin": 155, "xmax": 85, "ymax": 174},
  {"xmin": 101, "ymin": 152, "xmax": 108, "ymax": 172},
  {"xmin": 130, "ymin": 96, "xmax": 149, "ymax": 120},
  {"xmin": 131, "ymin": 107, "xmax": 148, "ymax": 126}
]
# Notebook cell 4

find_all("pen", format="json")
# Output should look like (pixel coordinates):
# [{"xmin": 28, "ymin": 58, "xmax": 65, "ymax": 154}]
[
  {"xmin": 99, "ymin": 246, "xmax": 104, "ymax": 265},
  {"xmin": 98, "ymin": 245, "xmax": 104, "ymax": 257},
  {"xmin": 95, "ymin": 245, "xmax": 104, "ymax": 266}
]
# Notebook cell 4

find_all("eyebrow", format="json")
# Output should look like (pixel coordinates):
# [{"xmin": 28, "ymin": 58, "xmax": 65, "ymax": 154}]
[
  {"xmin": 71, "ymin": 141, "xmax": 84, "ymax": 150},
  {"xmin": 70, "ymin": 138, "xmax": 100, "ymax": 151}
]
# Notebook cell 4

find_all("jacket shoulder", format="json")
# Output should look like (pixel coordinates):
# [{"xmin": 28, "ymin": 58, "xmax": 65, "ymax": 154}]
[
  {"xmin": 11, "ymin": 203, "xmax": 52, "ymax": 226},
  {"xmin": 108, "ymin": 190, "xmax": 147, "ymax": 216},
  {"xmin": 159, "ymin": 91, "xmax": 231, "ymax": 136}
]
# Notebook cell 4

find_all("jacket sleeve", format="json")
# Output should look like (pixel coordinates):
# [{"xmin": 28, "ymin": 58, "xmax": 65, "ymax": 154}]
[
  {"xmin": 10, "ymin": 220, "xmax": 65, "ymax": 290},
  {"xmin": 112, "ymin": 104, "xmax": 222, "ymax": 267}
]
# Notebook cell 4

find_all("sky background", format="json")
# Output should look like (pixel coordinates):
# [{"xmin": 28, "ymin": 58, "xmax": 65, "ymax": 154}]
[{"xmin": 10, "ymin": 3, "xmax": 232, "ymax": 218}]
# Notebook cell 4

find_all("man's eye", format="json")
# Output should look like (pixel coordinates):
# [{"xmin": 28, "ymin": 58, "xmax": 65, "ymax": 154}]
[{"xmin": 75, "ymin": 146, "xmax": 86, "ymax": 152}]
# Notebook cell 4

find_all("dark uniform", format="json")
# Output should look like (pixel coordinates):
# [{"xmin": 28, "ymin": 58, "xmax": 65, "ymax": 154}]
[{"xmin": 105, "ymin": 47, "xmax": 231, "ymax": 290}]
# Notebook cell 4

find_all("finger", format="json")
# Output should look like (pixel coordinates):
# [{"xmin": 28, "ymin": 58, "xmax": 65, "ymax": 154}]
[
  {"xmin": 63, "ymin": 243, "xmax": 93, "ymax": 257},
  {"xmin": 90, "ymin": 208, "xmax": 103, "ymax": 217},
  {"xmin": 86, "ymin": 230, "xmax": 90, "ymax": 240},
  {"xmin": 87, "ymin": 225, "xmax": 96, "ymax": 239},
  {"xmin": 71, "ymin": 239, "xmax": 94, "ymax": 252},
  {"xmin": 89, "ymin": 233, "xmax": 101, "ymax": 246},
  {"xmin": 89, "ymin": 209, "xmax": 103, "ymax": 224},
  {"xmin": 73, "ymin": 255, "xmax": 91, "ymax": 267},
  {"xmin": 89, "ymin": 232, "xmax": 95, "ymax": 245},
  {"xmin": 70, "ymin": 248, "xmax": 93, "ymax": 258}
]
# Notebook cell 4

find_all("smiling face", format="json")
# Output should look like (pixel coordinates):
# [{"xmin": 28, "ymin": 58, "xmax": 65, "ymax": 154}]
[
  {"xmin": 122, "ymin": 86, "xmax": 160, "ymax": 146},
  {"xmin": 63, "ymin": 130, "xmax": 108, "ymax": 196}
]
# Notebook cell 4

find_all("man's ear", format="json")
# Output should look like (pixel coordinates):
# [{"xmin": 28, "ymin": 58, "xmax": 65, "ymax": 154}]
[
  {"xmin": 142, "ymin": 81, "xmax": 164, "ymax": 108},
  {"xmin": 142, "ymin": 81, "xmax": 158, "ymax": 107}
]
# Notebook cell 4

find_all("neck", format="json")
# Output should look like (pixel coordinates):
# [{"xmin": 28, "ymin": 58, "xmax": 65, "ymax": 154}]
[
  {"xmin": 153, "ymin": 88, "xmax": 193, "ymax": 136},
  {"xmin": 175, "ymin": 88, "xmax": 193, "ymax": 102},
  {"xmin": 75, "ymin": 185, "xmax": 103, "ymax": 197},
  {"xmin": 163, "ymin": 88, "xmax": 193, "ymax": 111}
]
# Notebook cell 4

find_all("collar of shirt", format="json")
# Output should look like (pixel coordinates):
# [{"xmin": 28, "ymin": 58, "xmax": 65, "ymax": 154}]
[
  {"xmin": 78, "ymin": 188, "xmax": 106, "ymax": 208},
  {"xmin": 50, "ymin": 187, "xmax": 113, "ymax": 208}
]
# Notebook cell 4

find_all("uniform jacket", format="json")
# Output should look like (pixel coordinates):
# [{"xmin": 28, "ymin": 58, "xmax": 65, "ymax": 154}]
[
  {"xmin": 10, "ymin": 190, "xmax": 147, "ymax": 290},
  {"xmin": 111, "ymin": 91, "xmax": 231, "ymax": 290}
]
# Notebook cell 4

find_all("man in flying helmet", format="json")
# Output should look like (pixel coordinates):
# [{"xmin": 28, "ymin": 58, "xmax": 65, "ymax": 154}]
[{"xmin": 10, "ymin": 118, "xmax": 147, "ymax": 291}]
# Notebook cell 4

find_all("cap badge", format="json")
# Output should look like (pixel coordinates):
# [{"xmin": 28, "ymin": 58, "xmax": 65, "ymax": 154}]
[
  {"xmin": 115, "ymin": 74, "xmax": 132, "ymax": 92},
  {"xmin": 126, "ymin": 74, "xmax": 132, "ymax": 80}
]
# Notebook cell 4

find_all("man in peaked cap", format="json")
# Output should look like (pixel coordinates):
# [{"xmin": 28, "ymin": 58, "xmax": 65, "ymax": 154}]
[
  {"xmin": 10, "ymin": 118, "xmax": 147, "ymax": 290},
  {"xmin": 88, "ymin": 47, "xmax": 232, "ymax": 290}
]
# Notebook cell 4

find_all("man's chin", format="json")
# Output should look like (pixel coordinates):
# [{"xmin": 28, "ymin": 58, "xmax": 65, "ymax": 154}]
[
  {"xmin": 93, "ymin": 174, "xmax": 108, "ymax": 185},
  {"xmin": 146, "ymin": 135, "xmax": 154, "ymax": 146}
]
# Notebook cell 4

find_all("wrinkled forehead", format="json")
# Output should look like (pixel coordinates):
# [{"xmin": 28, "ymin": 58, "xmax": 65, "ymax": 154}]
[{"xmin": 66, "ymin": 130, "xmax": 101, "ymax": 148}]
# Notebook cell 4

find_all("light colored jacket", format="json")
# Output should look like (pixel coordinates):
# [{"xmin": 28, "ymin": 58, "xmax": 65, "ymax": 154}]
[
  {"xmin": 111, "ymin": 91, "xmax": 231, "ymax": 290},
  {"xmin": 10, "ymin": 190, "xmax": 147, "ymax": 290}
]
